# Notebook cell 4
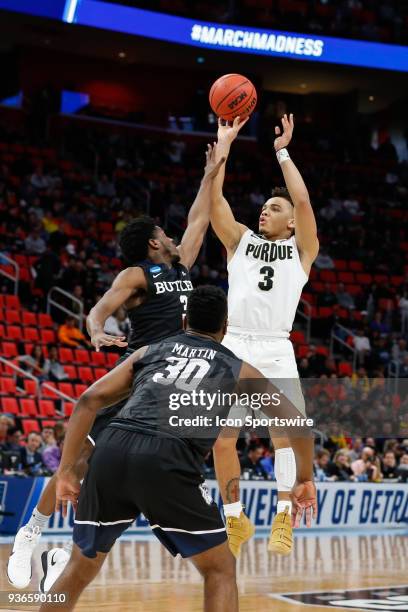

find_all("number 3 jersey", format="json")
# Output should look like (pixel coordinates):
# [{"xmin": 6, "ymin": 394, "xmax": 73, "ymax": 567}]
[
  {"xmin": 227, "ymin": 230, "xmax": 308, "ymax": 338},
  {"xmin": 110, "ymin": 332, "xmax": 242, "ymax": 457}
]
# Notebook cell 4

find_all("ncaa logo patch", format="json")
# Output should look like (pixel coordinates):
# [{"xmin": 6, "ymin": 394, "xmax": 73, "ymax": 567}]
[
  {"xmin": 199, "ymin": 483, "xmax": 213, "ymax": 506},
  {"xmin": 273, "ymin": 586, "xmax": 408, "ymax": 610}
]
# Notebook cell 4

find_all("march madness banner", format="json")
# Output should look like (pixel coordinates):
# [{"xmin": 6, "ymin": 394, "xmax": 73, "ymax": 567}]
[{"xmin": 1, "ymin": 477, "xmax": 407, "ymax": 535}]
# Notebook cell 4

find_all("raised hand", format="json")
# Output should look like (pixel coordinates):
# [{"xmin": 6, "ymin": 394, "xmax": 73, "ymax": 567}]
[
  {"xmin": 203, "ymin": 143, "xmax": 226, "ymax": 180},
  {"xmin": 217, "ymin": 116, "xmax": 249, "ymax": 144},
  {"xmin": 274, "ymin": 113, "xmax": 294, "ymax": 151}
]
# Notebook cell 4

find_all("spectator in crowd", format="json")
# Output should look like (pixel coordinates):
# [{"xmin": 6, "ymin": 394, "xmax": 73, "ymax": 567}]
[
  {"xmin": 24, "ymin": 230, "xmax": 46, "ymax": 255},
  {"xmin": 314, "ymin": 449, "xmax": 332, "ymax": 481},
  {"xmin": 0, "ymin": 415, "xmax": 14, "ymax": 447},
  {"xmin": 351, "ymin": 446, "xmax": 382, "ymax": 482},
  {"xmin": 318, "ymin": 283, "xmax": 337, "ymax": 307},
  {"xmin": 40, "ymin": 426, "xmax": 57, "ymax": 449},
  {"xmin": 314, "ymin": 249, "xmax": 335, "ymax": 270},
  {"xmin": 240, "ymin": 443, "xmax": 269, "ymax": 479},
  {"xmin": 58, "ymin": 316, "xmax": 91, "ymax": 348},
  {"xmin": 336, "ymin": 282, "xmax": 355, "ymax": 310},
  {"xmin": 381, "ymin": 451, "xmax": 398, "ymax": 480},
  {"xmin": 298, "ymin": 357, "xmax": 312, "ymax": 378},
  {"xmin": 1, "ymin": 427, "xmax": 23, "ymax": 452},
  {"xmin": 30, "ymin": 166, "xmax": 51, "ymax": 190},
  {"xmin": 353, "ymin": 330, "xmax": 371, "ymax": 366},
  {"xmin": 397, "ymin": 454, "xmax": 408, "ymax": 482},
  {"xmin": 327, "ymin": 449, "xmax": 355, "ymax": 481},
  {"xmin": 104, "ymin": 306, "xmax": 130, "ymax": 338},
  {"xmin": 17, "ymin": 346, "xmax": 46, "ymax": 379},
  {"xmin": 398, "ymin": 292, "xmax": 408, "ymax": 332},
  {"xmin": 348, "ymin": 437, "xmax": 364, "ymax": 462},
  {"xmin": 306, "ymin": 344, "xmax": 327, "ymax": 376},
  {"xmin": 42, "ymin": 428, "xmax": 64, "ymax": 474},
  {"xmin": 43, "ymin": 344, "xmax": 69, "ymax": 382},
  {"xmin": 370, "ymin": 311, "xmax": 391, "ymax": 334},
  {"xmin": 20, "ymin": 433, "xmax": 45, "ymax": 476},
  {"xmin": 399, "ymin": 355, "xmax": 408, "ymax": 378},
  {"xmin": 96, "ymin": 174, "xmax": 116, "ymax": 198}
]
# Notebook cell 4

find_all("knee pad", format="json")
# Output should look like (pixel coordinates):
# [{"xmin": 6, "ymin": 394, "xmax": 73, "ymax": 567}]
[{"xmin": 274, "ymin": 447, "xmax": 296, "ymax": 491}]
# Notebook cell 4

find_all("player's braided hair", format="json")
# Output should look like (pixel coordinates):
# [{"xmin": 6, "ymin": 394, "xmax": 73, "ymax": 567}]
[
  {"xmin": 271, "ymin": 186, "xmax": 294, "ymax": 207},
  {"xmin": 187, "ymin": 286, "xmax": 227, "ymax": 334},
  {"xmin": 119, "ymin": 216, "xmax": 156, "ymax": 265}
]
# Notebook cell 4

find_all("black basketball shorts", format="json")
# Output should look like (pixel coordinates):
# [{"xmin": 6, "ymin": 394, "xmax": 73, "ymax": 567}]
[{"xmin": 73, "ymin": 428, "xmax": 226, "ymax": 558}]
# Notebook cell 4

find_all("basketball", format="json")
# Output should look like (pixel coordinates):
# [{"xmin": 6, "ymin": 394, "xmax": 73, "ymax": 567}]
[{"xmin": 209, "ymin": 73, "xmax": 257, "ymax": 121}]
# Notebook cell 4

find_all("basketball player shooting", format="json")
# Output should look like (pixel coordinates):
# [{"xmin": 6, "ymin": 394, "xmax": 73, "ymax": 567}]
[{"xmin": 210, "ymin": 113, "xmax": 319, "ymax": 556}]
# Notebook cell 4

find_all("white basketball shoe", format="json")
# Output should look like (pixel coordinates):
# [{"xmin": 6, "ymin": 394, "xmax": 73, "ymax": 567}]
[{"xmin": 7, "ymin": 525, "xmax": 41, "ymax": 588}]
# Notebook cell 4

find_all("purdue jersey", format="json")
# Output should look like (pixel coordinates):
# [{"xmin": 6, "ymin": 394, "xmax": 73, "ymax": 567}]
[
  {"xmin": 110, "ymin": 332, "xmax": 242, "ymax": 456},
  {"xmin": 227, "ymin": 230, "xmax": 308, "ymax": 337},
  {"xmin": 127, "ymin": 261, "xmax": 193, "ymax": 350}
]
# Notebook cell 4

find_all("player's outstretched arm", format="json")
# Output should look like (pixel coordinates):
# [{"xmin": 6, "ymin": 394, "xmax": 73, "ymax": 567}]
[
  {"xmin": 211, "ymin": 117, "xmax": 249, "ymax": 255},
  {"xmin": 87, "ymin": 267, "xmax": 146, "ymax": 351},
  {"xmin": 178, "ymin": 143, "xmax": 226, "ymax": 269},
  {"xmin": 213, "ymin": 428, "xmax": 242, "ymax": 505},
  {"xmin": 55, "ymin": 347, "xmax": 147, "ymax": 517},
  {"xmin": 274, "ymin": 114, "xmax": 319, "ymax": 273}
]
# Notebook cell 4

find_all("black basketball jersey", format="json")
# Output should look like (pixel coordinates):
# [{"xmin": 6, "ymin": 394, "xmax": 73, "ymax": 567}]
[
  {"xmin": 127, "ymin": 261, "xmax": 193, "ymax": 351},
  {"xmin": 110, "ymin": 332, "xmax": 243, "ymax": 456}
]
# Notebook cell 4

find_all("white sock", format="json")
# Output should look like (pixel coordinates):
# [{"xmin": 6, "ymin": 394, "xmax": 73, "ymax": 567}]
[
  {"xmin": 63, "ymin": 541, "xmax": 73, "ymax": 555},
  {"xmin": 26, "ymin": 506, "xmax": 49, "ymax": 531},
  {"xmin": 277, "ymin": 500, "xmax": 292, "ymax": 514},
  {"xmin": 223, "ymin": 501, "xmax": 243, "ymax": 518}
]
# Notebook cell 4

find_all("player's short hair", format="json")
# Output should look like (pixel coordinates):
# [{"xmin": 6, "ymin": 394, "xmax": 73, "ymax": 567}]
[
  {"xmin": 119, "ymin": 216, "xmax": 156, "ymax": 265},
  {"xmin": 271, "ymin": 186, "xmax": 293, "ymax": 207},
  {"xmin": 187, "ymin": 286, "xmax": 227, "ymax": 334}
]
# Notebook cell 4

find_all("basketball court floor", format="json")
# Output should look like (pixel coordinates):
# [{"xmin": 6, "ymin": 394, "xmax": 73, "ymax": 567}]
[{"xmin": 1, "ymin": 530, "xmax": 408, "ymax": 611}]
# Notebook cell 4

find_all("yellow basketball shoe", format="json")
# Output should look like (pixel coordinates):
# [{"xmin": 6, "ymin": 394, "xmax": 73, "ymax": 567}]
[
  {"xmin": 268, "ymin": 507, "xmax": 293, "ymax": 555},
  {"xmin": 226, "ymin": 512, "xmax": 255, "ymax": 558}
]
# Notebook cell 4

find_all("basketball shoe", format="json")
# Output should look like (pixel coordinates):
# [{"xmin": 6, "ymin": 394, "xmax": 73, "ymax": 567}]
[
  {"xmin": 226, "ymin": 512, "xmax": 255, "ymax": 558},
  {"xmin": 7, "ymin": 525, "xmax": 41, "ymax": 588},
  {"xmin": 40, "ymin": 548, "xmax": 71, "ymax": 593},
  {"xmin": 268, "ymin": 507, "xmax": 293, "ymax": 555}
]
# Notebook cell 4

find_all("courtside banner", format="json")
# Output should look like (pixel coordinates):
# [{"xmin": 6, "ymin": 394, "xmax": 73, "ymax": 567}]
[
  {"xmin": 68, "ymin": 1, "xmax": 408, "ymax": 72},
  {"xmin": 1, "ymin": 477, "xmax": 407, "ymax": 535}
]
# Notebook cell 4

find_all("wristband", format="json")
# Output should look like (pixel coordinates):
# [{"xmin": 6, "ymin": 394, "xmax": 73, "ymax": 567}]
[{"xmin": 276, "ymin": 148, "xmax": 290, "ymax": 164}]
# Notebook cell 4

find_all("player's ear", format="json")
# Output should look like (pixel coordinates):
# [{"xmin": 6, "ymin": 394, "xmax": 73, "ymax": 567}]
[
  {"xmin": 222, "ymin": 318, "xmax": 228, "ymax": 336},
  {"xmin": 288, "ymin": 217, "xmax": 295, "ymax": 231},
  {"xmin": 148, "ymin": 238, "xmax": 160, "ymax": 251}
]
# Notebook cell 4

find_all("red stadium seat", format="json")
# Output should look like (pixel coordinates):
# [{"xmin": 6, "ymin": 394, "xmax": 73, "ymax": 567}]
[
  {"xmin": 41, "ymin": 383, "xmax": 59, "ymax": 399},
  {"xmin": 94, "ymin": 368, "xmax": 108, "ymax": 380},
  {"xmin": 297, "ymin": 345, "xmax": 309, "ymax": 358},
  {"xmin": 24, "ymin": 379, "xmax": 38, "ymax": 396},
  {"xmin": 20, "ymin": 398, "xmax": 38, "ymax": 417},
  {"xmin": 5, "ymin": 310, "xmax": 21, "ymax": 324},
  {"xmin": 91, "ymin": 352, "xmax": 107, "ymax": 367},
  {"xmin": 22, "ymin": 419, "xmax": 41, "ymax": 434},
  {"xmin": 290, "ymin": 330, "xmax": 305, "ymax": 344},
  {"xmin": 349, "ymin": 261, "xmax": 363, "ymax": 272},
  {"xmin": 355, "ymin": 273, "xmax": 372, "ymax": 285},
  {"xmin": 64, "ymin": 365, "xmax": 78, "ymax": 380},
  {"xmin": 24, "ymin": 328, "xmax": 40, "ymax": 342},
  {"xmin": 74, "ymin": 349, "xmax": 90, "ymax": 364},
  {"xmin": 1, "ymin": 397, "xmax": 19, "ymax": 414},
  {"xmin": 58, "ymin": 382, "xmax": 75, "ymax": 397},
  {"xmin": 0, "ymin": 377, "xmax": 17, "ymax": 395},
  {"xmin": 75, "ymin": 384, "xmax": 87, "ymax": 397},
  {"xmin": 106, "ymin": 353, "xmax": 119, "ymax": 367},
  {"xmin": 316, "ymin": 345, "xmax": 329, "ymax": 356},
  {"xmin": 59, "ymin": 347, "xmax": 74, "ymax": 363},
  {"xmin": 78, "ymin": 367, "xmax": 94, "ymax": 383},
  {"xmin": 2, "ymin": 342, "xmax": 18, "ymax": 358},
  {"xmin": 5, "ymin": 295, "xmax": 20, "ymax": 309},
  {"xmin": 38, "ymin": 313, "xmax": 54, "ymax": 328},
  {"xmin": 333, "ymin": 259, "xmax": 347, "ymax": 270},
  {"xmin": 338, "ymin": 362, "xmax": 353, "ymax": 377},
  {"xmin": 22, "ymin": 311, "xmax": 37, "ymax": 326},
  {"xmin": 40, "ymin": 329, "xmax": 56, "ymax": 344},
  {"xmin": 38, "ymin": 400, "xmax": 57, "ymax": 417},
  {"xmin": 318, "ymin": 307, "xmax": 334, "ymax": 318},
  {"xmin": 7, "ymin": 326, "xmax": 23, "ymax": 340},
  {"xmin": 64, "ymin": 402, "xmax": 75, "ymax": 417},
  {"xmin": 338, "ymin": 272, "xmax": 354, "ymax": 283},
  {"xmin": 41, "ymin": 420, "xmax": 58, "ymax": 428}
]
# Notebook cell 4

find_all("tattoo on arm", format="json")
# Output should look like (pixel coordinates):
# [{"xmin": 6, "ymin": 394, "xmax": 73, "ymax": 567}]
[{"xmin": 225, "ymin": 478, "xmax": 240, "ymax": 503}]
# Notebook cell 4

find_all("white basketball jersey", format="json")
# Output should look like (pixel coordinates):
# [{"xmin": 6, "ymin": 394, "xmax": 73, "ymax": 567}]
[{"xmin": 227, "ymin": 230, "xmax": 308, "ymax": 337}]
